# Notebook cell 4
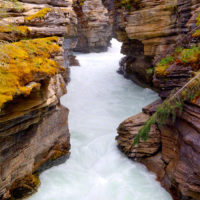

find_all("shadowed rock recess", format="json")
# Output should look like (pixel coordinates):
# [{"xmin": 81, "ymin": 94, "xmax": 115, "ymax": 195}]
[{"xmin": 104, "ymin": 0, "xmax": 200, "ymax": 87}]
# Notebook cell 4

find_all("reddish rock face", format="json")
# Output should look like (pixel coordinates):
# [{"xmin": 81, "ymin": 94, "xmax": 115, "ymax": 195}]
[
  {"xmin": 73, "ymin": 0, "xmax": 112, "ymax": 53},
  {"xmin": 0, "ymin": 104, "xmax": 70, "ymax": 199},
  {"xmin": 117, "ymin": 100, "xmax": 200, "ymax": 200},
  {"xmin": 113, "ymin": 1, "xmax": 200, "ymax": 199},
  {"xmin": 104, "ymin": 0, "xmax": 200, "ymax": 86},
  {"xmin": 0, "ymin": 0, "xmax": 76, "ymax": 198},
  {"xmin": 0, "ymin": 74, "xmax": 70, "ymax": 199},
  {"xmin": 117, "ymin": 112, "xmax": 161, "ymax": 158}
]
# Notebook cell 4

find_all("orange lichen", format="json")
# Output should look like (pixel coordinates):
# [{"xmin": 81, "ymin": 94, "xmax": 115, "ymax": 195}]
[
  {"xmin": 191, "ymin": 94, "xmax": 200, "ymax": 104},
  {"xmin": 155, "ymin": 56, "xmax": 174, "ymax": 76},
  {"xmin": 192, "ymin": 29, "xmax": 200, "ymax": 37},
  {"xmin": 25, "ymin": 8, "xmax": 51, "ymax": 21},
  {"xmin": 0, "ymin": 36, "xmax": 64, "ymax": 109},
  {"xmin": 50, "ymin": 149, "xmax": 68, "ymax": 161},
  {"xmin": 155, "ymin": 65, "xmax": 169, "ymax": 76},
  {"xmin": 155, "ymin": 44, "xmax": 200, "ymax": 76},
  {"xmin": 180, "ymin": 45, "xmax": 200, "ymax": 63}
]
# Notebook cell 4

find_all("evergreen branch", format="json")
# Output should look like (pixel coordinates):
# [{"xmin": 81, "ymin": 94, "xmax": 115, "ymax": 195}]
[{"xmin": 133, "ymin": 71, "xmax": 200, "ymax": 145}]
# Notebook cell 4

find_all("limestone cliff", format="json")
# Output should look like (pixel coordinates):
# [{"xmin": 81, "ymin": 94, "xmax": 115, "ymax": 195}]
[
  {"xmin": 105, "ymin": 0, "xmax": 200, "ymax": 86},
  {"xmin": 73, "ymin": 0, "xmax": 112, "ymax": 52},
  {"xmin": 0, "ymin": 0, "xmax": 77, "ymax": 199},
  {"xmin": 116, "ymin": 7, "xmax": 200, "ymax": 200}
]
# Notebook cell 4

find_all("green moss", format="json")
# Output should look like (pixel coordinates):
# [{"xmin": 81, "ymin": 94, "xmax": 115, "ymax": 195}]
[
  {"xmin": 155, "ymin": 44, "xmax": 200, "ymax": 76},
  {"xmin": 0, "ymin": 37, "xmax": 64, "ymax": 109},
  {"xmin": 196, "ymin": 13, "xmax": 200, "ymax": 26},
  {"xmin": 175, "ymin": 46, "xmax": 183, "ymax": 54},
  {"xmin": 180, "ymin": 45, "xmax": 200, "ymax": 63},
  {"xmin": 25, "ymin": 8, "xmax": 51, "ymax": 21},
  {"xmin": 158, "ymin": 56, "xmax": 174, "ymax": 65},
  {"xmin": 155, "ymin": 56, "xmax": 174, "ymax": 76},
  {"xmin": 146, "ymin": 68, "xmax": 154, "ymax": 75},
  {"xmin": 133, "ymin": 70, "xmax": 200, "ymax": 145}
]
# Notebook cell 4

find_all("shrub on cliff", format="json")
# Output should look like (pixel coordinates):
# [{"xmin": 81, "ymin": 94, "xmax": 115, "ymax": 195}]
[
  {"xmin": 133, "ymin": 13, "xmax": 200, "ymax": 145},
  {"xmin": 133, "ymin": 71, "xmax": 200, "ymax": 145}
]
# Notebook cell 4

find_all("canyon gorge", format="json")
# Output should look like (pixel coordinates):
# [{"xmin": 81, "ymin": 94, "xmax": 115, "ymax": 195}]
[{"xmin": 0, "ymin": 0, "xmax": 200, "ymax": 200}]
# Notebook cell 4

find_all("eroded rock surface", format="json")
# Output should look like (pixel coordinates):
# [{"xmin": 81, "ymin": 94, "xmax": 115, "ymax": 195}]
[
  {"xmin": 105, "ymin": 0, "xmax": 200, "ymax": 86},
  {"xmin": 0, "ymin": 0, "xmax": 77, "ymax": 199},
  {"xmin": 117, "ymin": 100, "xmax": 200, "ymax": 200},
  {"xmin": 73, "ymin": 0, "xmax": 112, "ymax": 52},
  {"xmin": 114, "ymin": 3, "xmax": 200, "ymax": 198},
  {"xmin": 117, "ymin": 112, "xmax": 161, "ymax": 158}
]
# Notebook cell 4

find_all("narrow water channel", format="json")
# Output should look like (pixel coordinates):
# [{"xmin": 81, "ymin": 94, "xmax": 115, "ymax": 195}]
[{"xmin": 29, "ymin": 39, "xmax": 172, "ymax": 200}]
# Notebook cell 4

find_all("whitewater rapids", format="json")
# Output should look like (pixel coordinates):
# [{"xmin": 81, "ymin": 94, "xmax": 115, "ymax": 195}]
[{"xmin": 29, "ymin": 39, "xmax": 172, "ymax": 200}]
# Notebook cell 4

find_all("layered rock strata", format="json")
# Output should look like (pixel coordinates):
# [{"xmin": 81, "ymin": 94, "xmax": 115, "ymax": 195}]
[
  {"xmin": 105, "ymin": 0, "xmax": 200, "ymax": 86},
  {"xmin": 116, "ymin": 1, "xmax": 200, "ymax": 199},
  {"xmin": 0, "ymin": 74, "xmax": 70, "ymax": 199},
  {"xmin": 0, "ymin": 0, "xmax": 78, "ymax": 66},
  {"xmin": 73, "ymin": 0, "xmax": 112, "ymax": 52},
  {"xmin": 0, "ymin": 0, "xmax": 77, "ymax": 198},
  {"xmin": 116, "ymin": 11, "xmax": 200, "ymax": 200},
  {"xmin": 117, "ymin": 99, "xmax": 200, "ymax": 200}
]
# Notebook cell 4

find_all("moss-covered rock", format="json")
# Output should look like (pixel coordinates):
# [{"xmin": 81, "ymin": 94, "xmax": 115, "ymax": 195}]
[
  {"xmin": 0, "ymin": 36, "xmax": 64, "ymax": 109},
  {"xmin": 10, "ymin": 174, "xmax": 40, "ymax": 199},
  {"xmin": 25, "ymin": 8, "xmax": 52, "ymax": 22}
]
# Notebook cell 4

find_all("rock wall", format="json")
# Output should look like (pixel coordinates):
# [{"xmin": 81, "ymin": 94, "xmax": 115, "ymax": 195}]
[
  {"xmin": 116, "ymin": 2, "xmax": 200, "ymax": 199},
  {"xmin": 105, "ymin": 0, "xmax": 200, "ymax": 86},
  {"xmin": 0, "ymin": 0, "xmax": 77, "ymax": 199},
  {"xmin": 117, "ymin": 99, "xmax": 200, "ymax": 200},
  {"xmin": 73, "ymin": 0, "xmax": 112, "ymax": 53}
]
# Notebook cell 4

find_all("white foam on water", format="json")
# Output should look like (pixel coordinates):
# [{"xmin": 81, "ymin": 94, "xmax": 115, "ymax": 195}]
[{"xmin": 28, "ymin": 39, "xmax": 172, "ymax": 200}]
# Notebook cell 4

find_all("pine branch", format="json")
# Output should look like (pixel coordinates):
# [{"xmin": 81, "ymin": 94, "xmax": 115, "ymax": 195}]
[{"xmin": 133, "ymin": 71, "xmax": 200, "ymax": 145}]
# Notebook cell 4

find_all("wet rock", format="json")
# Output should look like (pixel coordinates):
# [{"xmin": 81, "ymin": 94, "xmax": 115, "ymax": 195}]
[
  {"xmin": 116, "ymin": 100, "xmax": 200, "ymax": 200},
  {"xmin": 116, "ymin": 112, "xmax": 161, "ymax": 159}
]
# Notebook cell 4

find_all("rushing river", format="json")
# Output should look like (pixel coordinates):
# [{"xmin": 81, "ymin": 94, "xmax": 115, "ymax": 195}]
[{"xmin": 29, "ymin": 39, "xmax": 172, "ymax": 200}]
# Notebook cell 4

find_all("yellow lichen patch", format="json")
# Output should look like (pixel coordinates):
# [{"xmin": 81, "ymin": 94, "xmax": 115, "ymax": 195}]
[
  {"xmin": 155, "ymin": 65, "xmax": 169, "ymax": 76},
  {"xmin": 155, "ymin": 56, "xmax": 174, "ymax": 76},
  {"xmin": 25, "ymin": 8, "xmax": 51, "ymax": 21},
  {"xmin": 155, "ymin": 44, "xmax": 200, "ymax": 76},
  {"xmin": 0, "ymin": 37, "xmax": 64, "ymax": 109},
  {"xmin": 196, "ymin": 13, "xmax": 200, "ymax": 26},
  {"xmin": 191, "ymin": 94, "xmax": 200, "ymax": 104},
  {"xmin": 180, "ymin": 46, "xmax": 200, "ymax": 63},
  {"xmin": 11, "ymin": 174, "xmax": 40, "ymax": 199},
  {"xmin": 192, "ymin": 29, "xmax": 200, "ymax": 37},
  {"xmin": 0, "ymin": 25, "xmax": 31, "ymax": 36}
]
